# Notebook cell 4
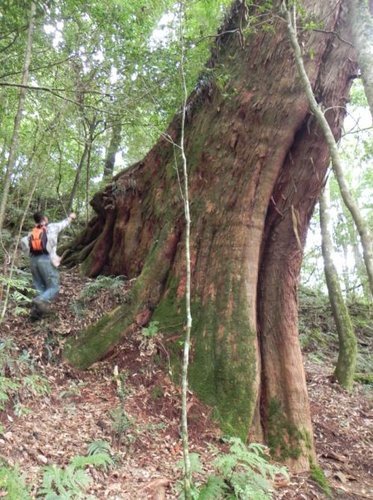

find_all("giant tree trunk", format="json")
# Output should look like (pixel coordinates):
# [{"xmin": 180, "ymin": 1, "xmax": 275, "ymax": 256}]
[{"xmin": 63, "ymin": 0, "xmax": 357, "ymax": 471}]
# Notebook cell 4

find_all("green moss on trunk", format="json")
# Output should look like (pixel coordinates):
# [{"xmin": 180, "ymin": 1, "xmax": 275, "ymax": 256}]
[
  {"xmin": 153, "ymin": 271, "xmax": 257, "ymax": 440},
  {"xmin": 267, "ymin": 399, "xmax": 312, "ymax": 461},
  {"xmin": 64, "ymin": 305, "xmax": 130, "ymax": 369}
]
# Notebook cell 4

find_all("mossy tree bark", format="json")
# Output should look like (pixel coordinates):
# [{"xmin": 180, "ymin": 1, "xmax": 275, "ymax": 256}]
[
  {"xmin": 63, "ymin": 0, "xmax": 357, "ymax": 471},
  {"xmin": 319, "ymin": 186, "xmax": 357, "ymax": 391}
]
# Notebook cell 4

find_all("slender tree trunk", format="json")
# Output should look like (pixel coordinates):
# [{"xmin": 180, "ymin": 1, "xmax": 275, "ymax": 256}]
[
  {"xmin": 341, "ymin": 241, "xmax": 351, "ymax": 299},
  {"xmin": 178, "ymin": 6, "xmax": 192, "ymax": 495},
  {"xmin": 333, "ymin": 161, "xmax": 373, "ymax": 298},
  {"xmin": 348, "ymin": 0, "xmax": 373, "ymax": 119},
  {"xmin": 68, "ymin": 143, "xmax": 89, "ymax": 213},
  {"xmin": 353, "ymin": 240, "xmax": 371, "ymax": 301},
  {"xmin": 0, "ymin": 2, "xmax": 36, "ymax": 232},
  {"xmin": 284, "ymin": 3, "xmax": 373, "ymax": 299},
  {"xmin": 103, "ymin": 120, "xmax": 122, "ymax": 179},
  {"xmin": 86, "ymin": 136, "xmax": 93, "ymax": 223},
  {"xmin": 63, "ymin": 0, "xmax": 357, "ymax": 471},
  {"xmin": 319, "ymin": 185, "xmax": 357, "ymax": 390}
]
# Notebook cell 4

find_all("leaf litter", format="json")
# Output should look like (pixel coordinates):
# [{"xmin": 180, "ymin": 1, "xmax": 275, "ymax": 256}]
[{"xmin": 0, "ymin": 268, "xmax": 371, "ymax": 499}]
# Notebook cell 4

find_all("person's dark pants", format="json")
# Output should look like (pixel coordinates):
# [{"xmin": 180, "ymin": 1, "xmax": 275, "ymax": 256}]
[{"xmin": 30, "ymin": 254, "xmax": 59, "ymax": 303}]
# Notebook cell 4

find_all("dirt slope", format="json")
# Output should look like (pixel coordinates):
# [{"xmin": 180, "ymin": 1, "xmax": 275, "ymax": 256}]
[{"xmin": 0, "ymin": 269, "xmax": 371, "ymax": 498}]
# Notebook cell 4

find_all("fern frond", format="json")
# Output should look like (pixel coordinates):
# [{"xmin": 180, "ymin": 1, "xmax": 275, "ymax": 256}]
[
  {"xmin": 207, "ymin": 438, "xmax": 288, "ymax": 499},
  {"xmin": 0, "ymin": 376, "xmax": 19, "ymax": 409},
  {"xmin": 87, "ymin": 439, "xmax": 112, "ymax": 456},
  {"xmin": 39, "ymin": 463, "xmax": 92, "ymax": 498},
  {"xmin": 214, "ymin": 454, "xmax": 237, "ymax": 476},
  {"xmin": 189, "ymin": 453, "xmax": 202, "ymax": 474},
  {"xmin": 198, "ymin": 475, "xmax": 227, "ymax": 499},
  {"xmin": 70, "ymin": 453, "xmax": 113, "ymax": 471},
  {"xmin": 23, "ymin": 374, "xmax": 51, "ymax": 396},
  {"xmin": 177, "ymin": 452, "xmax": 202, "ymax": 475},
  {"xmin": 0, "ymin": 465, "xmax": 31, "ymax": 499},
  {"xmin": 65, "ymin": 465, "xmax": 92, "ymax": 490}
]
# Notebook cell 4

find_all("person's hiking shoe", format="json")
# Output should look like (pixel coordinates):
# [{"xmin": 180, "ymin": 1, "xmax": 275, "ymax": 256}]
[
  {"xmin": 30, "ymin": 304, "xmax": 43, "ymax": 321},
  {"xmin": 32, "ymin": 298, "xmax": 50, "ymax": 314}
]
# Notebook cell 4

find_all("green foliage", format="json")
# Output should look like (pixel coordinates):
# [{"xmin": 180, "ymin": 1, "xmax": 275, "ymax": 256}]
[
  {"xmin": 310, "ymin": 464, "xmax": 332, "ymax": 497},
  {"xmin": 71, "ymin": 276, "xmax": 125, "ymax": 317},
  {"xmin": 197, "ymin": 475, "xmax": 228, "ymax": 499},
  {"xmin": 22, "ymin": 373, "xmax": 51, "ymax": 396},
  {"xmin": 0, "ymin": 269, "xmax": 34, "ymax": 314},
  {"xmin": 349, "ymin": 80, "xmax": 369, "ymax": 107},
  {"xmin": 212, "ymin": 439, "xmax": 287, "ymax": 499},
  {"xmin": 0, "ymin": 338, "xmax": 51, "ymax": 415},
  {"xmin": 299, "ymin": 328, "xmax": 329, "ymax": 352},
  {"xmin": 13, "ymin": 403, "xmax": 32, "ymax": 417},
  {"xmin": 0, "ymin": 464, "xmax": 31, "ymax": 499},
  {"xmin": 87, "ymin": 439, "xmax": 112, "ymax": 456},
  {"xmin": 79, "ymin": 275, "xmax": 125, "ymax": 300},
  {"xmin": 302, "ymin": 78, "xmax": 372, "ymax": 303},
  {"xmin": 141, "ymin": 320, "xmax": 160, "ymax": 338},
  {"xmin": 179, "ymin": 439, "xmax": 288, "ymax": 500},
  {"xmin": 70, "ymin": 453, "xmax": 113, "ymax": 471},
  {"xmin": 0, "ymin": 376, "xmax": 19, "ymax": 410},
  {"xmin": 298, "ymin": 287, "xmax": 373, "ymax": 376},
  {"xmin": 354, "ymin": 372, "xmax": 373, "ymax": 385},
  {"xmin": 0, "ymin": 338, "xmax": 18, "ymax": 374},
  {"xmin": 39, "ymin": 445, "xmax": 116, "ymax": 499},
  {"xmin": 39, "ymin": 463, "xmax": 92, "ymax": 499},
  {"xmin": 110, "ymin": 368, "xmax": 135, "ymax": 447},
  {"xmin": 113, "ymin": 368, "xmax": 129, "ymax": 401},
  {"xmin": 59, "ymin": 380, "xmax": 86, "ymax": 399},
  {"xmin": 110, "ymin": 405, "xmax": 135, "ymax": 447},
  {"xmin": 0, "ymin": 0, "xmax": 232, "ymax": 220},
  {"xmin": 86, "ymin": 439, "xmax": 114, "ymax": 470}
]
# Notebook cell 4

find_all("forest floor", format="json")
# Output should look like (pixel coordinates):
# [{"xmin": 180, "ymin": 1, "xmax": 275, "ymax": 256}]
[{"xmin": 0, "ymin": 268, "xmax": 372, "ymax": 499}]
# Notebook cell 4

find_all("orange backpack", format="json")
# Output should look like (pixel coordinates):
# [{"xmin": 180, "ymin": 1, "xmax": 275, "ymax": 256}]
[{"xmin": 29, "ymin": 225, "xmax": 48, "ymax": 255}]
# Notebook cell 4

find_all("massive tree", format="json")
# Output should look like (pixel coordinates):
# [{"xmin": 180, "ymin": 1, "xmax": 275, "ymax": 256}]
[{"xmin": 63, "ymin": 0, "xmax": 357, "ymax": 471}]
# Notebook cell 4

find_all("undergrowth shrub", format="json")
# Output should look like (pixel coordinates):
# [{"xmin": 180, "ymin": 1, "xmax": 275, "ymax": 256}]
[
  {"xmin": 110, "ymin": 368, "xmax": 136, "ymax": 448},
  {"xmin": 39, "ymin": 449, "xmax": 114, "ymax": 498},
  {"xmin": 71, "ymin": 275, "xmax": 125, "ymax": 317},
  {"xmin": 179, "ymin": 438, "xmax": 288, "ymax": 499},
  {"xmin": 310, "ymin": 463, "xmax": 332, "ymax": 497},
  {"xmin": 0, "ymin": 376, "xmax": 19, "ymax": 410},
  {"xmin": 87, "ymin": 439, "xmax": 114, "ymax": 470},
  {"xmin": 0, "ymin": 338, "xmax": 50, "ymax": 413},
  {"xmin": 0, "ymin": 339, "xmax": 20, "ymax": 410},
  {"xmin": 80, "ymin": 275, "xmax": 124, "ymax": 300},
  {"xmin": 0, "ymin": 462, "xmax": 30, "ymax": 499},
  {"xmin": 141, "ymin": 321, "xmax": 160, "ymax": 338},
  {"xmin": 299, "ymin": 287, "xmax": 372, "ymax": 375},
  {"xmin": 0, "ymin": 269, "xmax": 34, "ymax": 316}
]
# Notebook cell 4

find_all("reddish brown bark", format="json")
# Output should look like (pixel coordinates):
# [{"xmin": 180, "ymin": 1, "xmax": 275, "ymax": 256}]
[{"xmin": 63, "ymin": 0, "xmax": 356, "ymax": 471}]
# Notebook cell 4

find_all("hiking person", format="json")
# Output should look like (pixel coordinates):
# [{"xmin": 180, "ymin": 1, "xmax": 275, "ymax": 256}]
[{"xmin": 21, "ymin": 211, "xmax": 76, "ymax": 319}]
